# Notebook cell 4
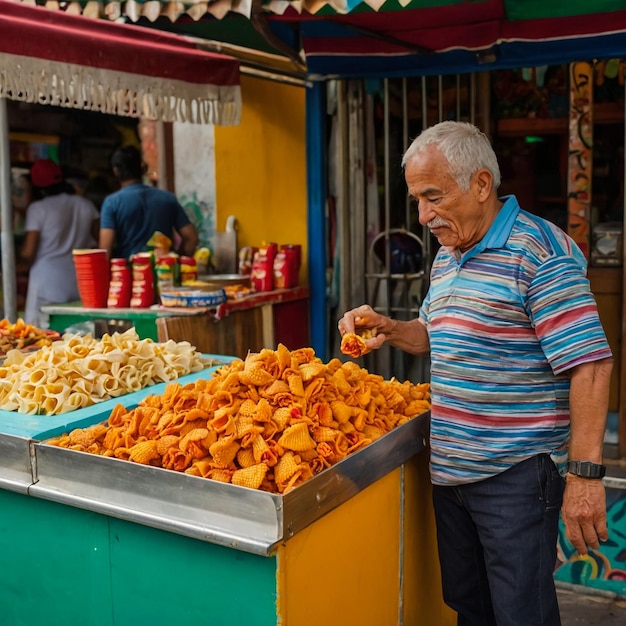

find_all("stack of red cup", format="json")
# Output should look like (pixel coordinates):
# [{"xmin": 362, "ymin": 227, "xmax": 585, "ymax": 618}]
[{"xmin": 72, "ymin": 249, "xmax": 110, "ymax": 308}]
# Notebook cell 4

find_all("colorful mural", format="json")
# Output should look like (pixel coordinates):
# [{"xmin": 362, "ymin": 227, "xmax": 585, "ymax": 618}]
[
  {"xmin": 172, "ymin": 121, "xmax": 217, "ymax": 256},
  {"xmin": 567, "ymin": 61, "xmax": 593, "ymax": 258},
  {"xmin": 179, "ymin": 190, "xmax": 216, "ymax": 254},
  {"xmin": 555, "ymin": 486, "xmax": 626, "ymax": 598}
]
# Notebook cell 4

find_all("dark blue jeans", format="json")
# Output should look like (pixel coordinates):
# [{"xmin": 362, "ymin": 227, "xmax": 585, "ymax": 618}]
[{"xmin": 432, "ymin": 454, "xmax": 565, "ymax": 626}]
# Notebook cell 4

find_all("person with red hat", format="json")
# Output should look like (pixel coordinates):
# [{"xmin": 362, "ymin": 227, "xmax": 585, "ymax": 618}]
[{"xmin": 19, "ymin": 159, "xmax": 100, "ymax": 327}]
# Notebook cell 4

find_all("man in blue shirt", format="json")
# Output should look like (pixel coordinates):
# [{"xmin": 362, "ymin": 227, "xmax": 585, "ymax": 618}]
[
  {"xmin": 339, "ymin": 121, "xmax": 613, "ymax": 626},
  {"xmin": 99, "ymin": 146, "xmax": 198, "ymax": 259}
]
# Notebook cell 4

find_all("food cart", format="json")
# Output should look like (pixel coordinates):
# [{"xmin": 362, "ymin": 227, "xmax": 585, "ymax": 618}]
[
  {"xmin": 0, "ymin": 357, "xmax": 449, "ymax": 625},
  {"xmin": 0, "ymin": 406, "xmax": 438, "ymax": 625}
]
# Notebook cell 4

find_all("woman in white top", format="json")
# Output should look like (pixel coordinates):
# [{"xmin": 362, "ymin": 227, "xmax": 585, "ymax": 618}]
[{"xmin": 20, "ymin": 159, "xmax": 100, "ymax": 328}]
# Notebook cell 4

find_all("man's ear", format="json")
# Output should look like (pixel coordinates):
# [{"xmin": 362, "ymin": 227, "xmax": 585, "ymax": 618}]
[{"xmin": 473, "ymin": 168, "xmax": 493, "ymax": 201}]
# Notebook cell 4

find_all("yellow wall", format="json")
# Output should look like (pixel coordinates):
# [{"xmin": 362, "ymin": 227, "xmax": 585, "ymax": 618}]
[{"xmin": 214, "ymin": 76, "xmax": 308, "ymax": 279}]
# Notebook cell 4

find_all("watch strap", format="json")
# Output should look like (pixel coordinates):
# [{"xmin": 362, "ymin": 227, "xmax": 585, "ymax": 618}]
[{"xmin": 566, "ymin": 460, "xmax": 606, "ymax": 479}]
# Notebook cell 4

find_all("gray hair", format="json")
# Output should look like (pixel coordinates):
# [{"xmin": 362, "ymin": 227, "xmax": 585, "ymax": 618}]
[{"xmin": 401, "ymin": 121, "xmax": 501, "ymax": 191}]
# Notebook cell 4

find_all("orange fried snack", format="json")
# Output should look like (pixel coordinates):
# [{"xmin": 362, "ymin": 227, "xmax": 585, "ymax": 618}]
[
  {"xmin": 341, "ymin": 317, "xmax": 378, "ymax": 358},
  {"xmin": 340, "ymin": 333, "xmax": 369, "ymax": 358},
  {"xmin": 47, "ymin": 343, "xmax": 431, "ymax": 494}
]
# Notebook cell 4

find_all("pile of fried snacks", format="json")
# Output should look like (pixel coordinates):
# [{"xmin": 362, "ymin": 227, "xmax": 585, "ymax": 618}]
[
  {"xmin": 48, "ymin": 344, "xmax": 431, "ymax": 493},
  {"xmin": 0, "ymin": 328, "xmax": 212, "ymax": 415},
  {"xmin": 0, "ymin": 318, "xmax": 57, "ymax": 355}
]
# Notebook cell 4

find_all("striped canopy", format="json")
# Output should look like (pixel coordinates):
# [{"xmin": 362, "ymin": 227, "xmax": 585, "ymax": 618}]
[
  {"xmin": 19, "ymin": 1, "xmax": 626, "ymax": 77},
  {"xmin": 0, "ymin": 0, "xmax": 242, "ymax": 123}
]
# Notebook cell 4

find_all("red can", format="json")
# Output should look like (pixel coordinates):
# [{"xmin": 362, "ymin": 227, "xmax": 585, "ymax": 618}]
[
  {"xmin": 251, "ymin": 250, "xmax": 274, "ymax": 292},
  {"xmin": 130, "ymin": 254, "xmax": 156, "ymax": 307},
  {"xmin": 280, "ymin": 244, "xmax": 301, "ymax": 288},
  {"xmin": 274, "ymin": 251, "xmax": 301, "ymax": 289},
  {"xmin": 107, "ymin": 258, "xmax": 132, "ymax": 308},
  {"xmin": 180, "ymin": 256, "xmax": 198, "ymax": 284},
  {"xmin": 265, "ymin": 242, "xmax": 278, "ymax": 267}
]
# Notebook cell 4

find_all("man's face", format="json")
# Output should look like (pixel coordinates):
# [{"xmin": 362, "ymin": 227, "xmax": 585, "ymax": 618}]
[{"xmin": 405, "ymin": 145, "xmax": 490, "ymax": 251}]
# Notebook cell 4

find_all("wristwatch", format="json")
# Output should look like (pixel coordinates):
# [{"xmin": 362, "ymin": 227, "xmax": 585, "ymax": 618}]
[{"xmin": 566, "ymin": 460, "xmax": 606, "ymax": 479}]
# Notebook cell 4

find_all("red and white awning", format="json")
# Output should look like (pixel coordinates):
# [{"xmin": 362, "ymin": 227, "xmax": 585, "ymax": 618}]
[{"xmin": 0, "ymin": 0, "xmax": 242, "ymax": 124}]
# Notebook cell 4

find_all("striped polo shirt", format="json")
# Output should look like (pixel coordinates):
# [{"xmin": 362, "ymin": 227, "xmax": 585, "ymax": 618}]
[{"xmin": 420, "ymin": 195, "xmax": 612, "ymax": 486}]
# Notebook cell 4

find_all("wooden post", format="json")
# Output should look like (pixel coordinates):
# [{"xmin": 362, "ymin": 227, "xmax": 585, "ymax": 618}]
[
  {"xmin": 567, "ymin": 61, "xmax": 593, "ymax": 259},
  {"xmin": 0, "ymin": 97, "xmax": 17, "ymax": 322}
]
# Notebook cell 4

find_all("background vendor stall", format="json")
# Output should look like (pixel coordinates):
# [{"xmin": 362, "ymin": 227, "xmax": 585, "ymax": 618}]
[
  {"xmin": 0, "ymin": 0, "xmax": 242, "ymax": 322},
  {"xmin": 41, "ymin": 285, "xmax": 310, "ymax": 358}
]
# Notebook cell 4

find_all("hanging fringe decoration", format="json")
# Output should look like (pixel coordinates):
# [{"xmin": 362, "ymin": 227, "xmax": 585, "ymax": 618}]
[{"xmin": 0, "ymin": 52, "xmax": 242, "ymax": 125}]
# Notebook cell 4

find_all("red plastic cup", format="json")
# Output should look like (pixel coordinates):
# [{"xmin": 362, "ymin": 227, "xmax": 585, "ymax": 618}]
[{"xmin": 73, "ymin": 249, "xmax": 110, "ymax": 308}]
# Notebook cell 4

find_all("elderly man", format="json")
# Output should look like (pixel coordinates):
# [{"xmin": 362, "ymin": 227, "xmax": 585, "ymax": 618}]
[{"xmin": 339, "ymin": 121, "xmax": 612, "ymax": 626}]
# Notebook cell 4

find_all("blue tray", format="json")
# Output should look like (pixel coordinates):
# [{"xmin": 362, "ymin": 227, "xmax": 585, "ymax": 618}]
[{"xmin": 0, "ymin": 354, "xmax": 237, "ymax": 441}]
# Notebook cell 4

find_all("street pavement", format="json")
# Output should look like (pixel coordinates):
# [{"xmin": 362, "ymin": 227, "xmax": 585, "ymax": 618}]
[{"xmin": 557, "ymin": 585, "xmax": 626, "ymax": 625}]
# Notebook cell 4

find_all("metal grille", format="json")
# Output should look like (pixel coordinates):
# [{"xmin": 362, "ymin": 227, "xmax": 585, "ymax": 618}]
[{"xmin": 329, "ymin": 73, "xmax": 479, "ymax": 380}]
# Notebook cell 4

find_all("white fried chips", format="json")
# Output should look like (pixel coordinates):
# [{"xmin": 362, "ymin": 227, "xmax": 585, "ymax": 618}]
[
  {"xmin": 0, "ymin": 328, "xmax": 210, "ymax": 415},
  {"xmin": 49, "ymin": 344, "xmax": 431, "ymax": 494}
]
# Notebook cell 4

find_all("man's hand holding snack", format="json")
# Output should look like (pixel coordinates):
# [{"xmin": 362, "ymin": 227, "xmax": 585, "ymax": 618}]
[{"xmin": 338, "ymin": 305, "xmax": 390, "ymax": 358}]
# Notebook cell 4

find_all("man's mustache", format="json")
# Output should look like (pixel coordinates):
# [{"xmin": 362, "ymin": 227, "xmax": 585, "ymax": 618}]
[{"xmin": 428, "ymin": 217, "xmax": 451, "ymax": 229}]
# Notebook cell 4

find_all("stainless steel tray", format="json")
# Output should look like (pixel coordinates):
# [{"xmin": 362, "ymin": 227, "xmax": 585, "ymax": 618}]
[
  {"xmin": 0, "ymin": 361, "xmax": 230, "ymax": 489},
  {"xmin": 31, "ymin": 412, "xmax": 430, "ymax": 556},
  {"xmin": 0, "ymin": 433, "xmax": 34, "ymax": 493},
  {"xmin": 0, "ymin": 360, "xmax": 231, "ymax": 438}
]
